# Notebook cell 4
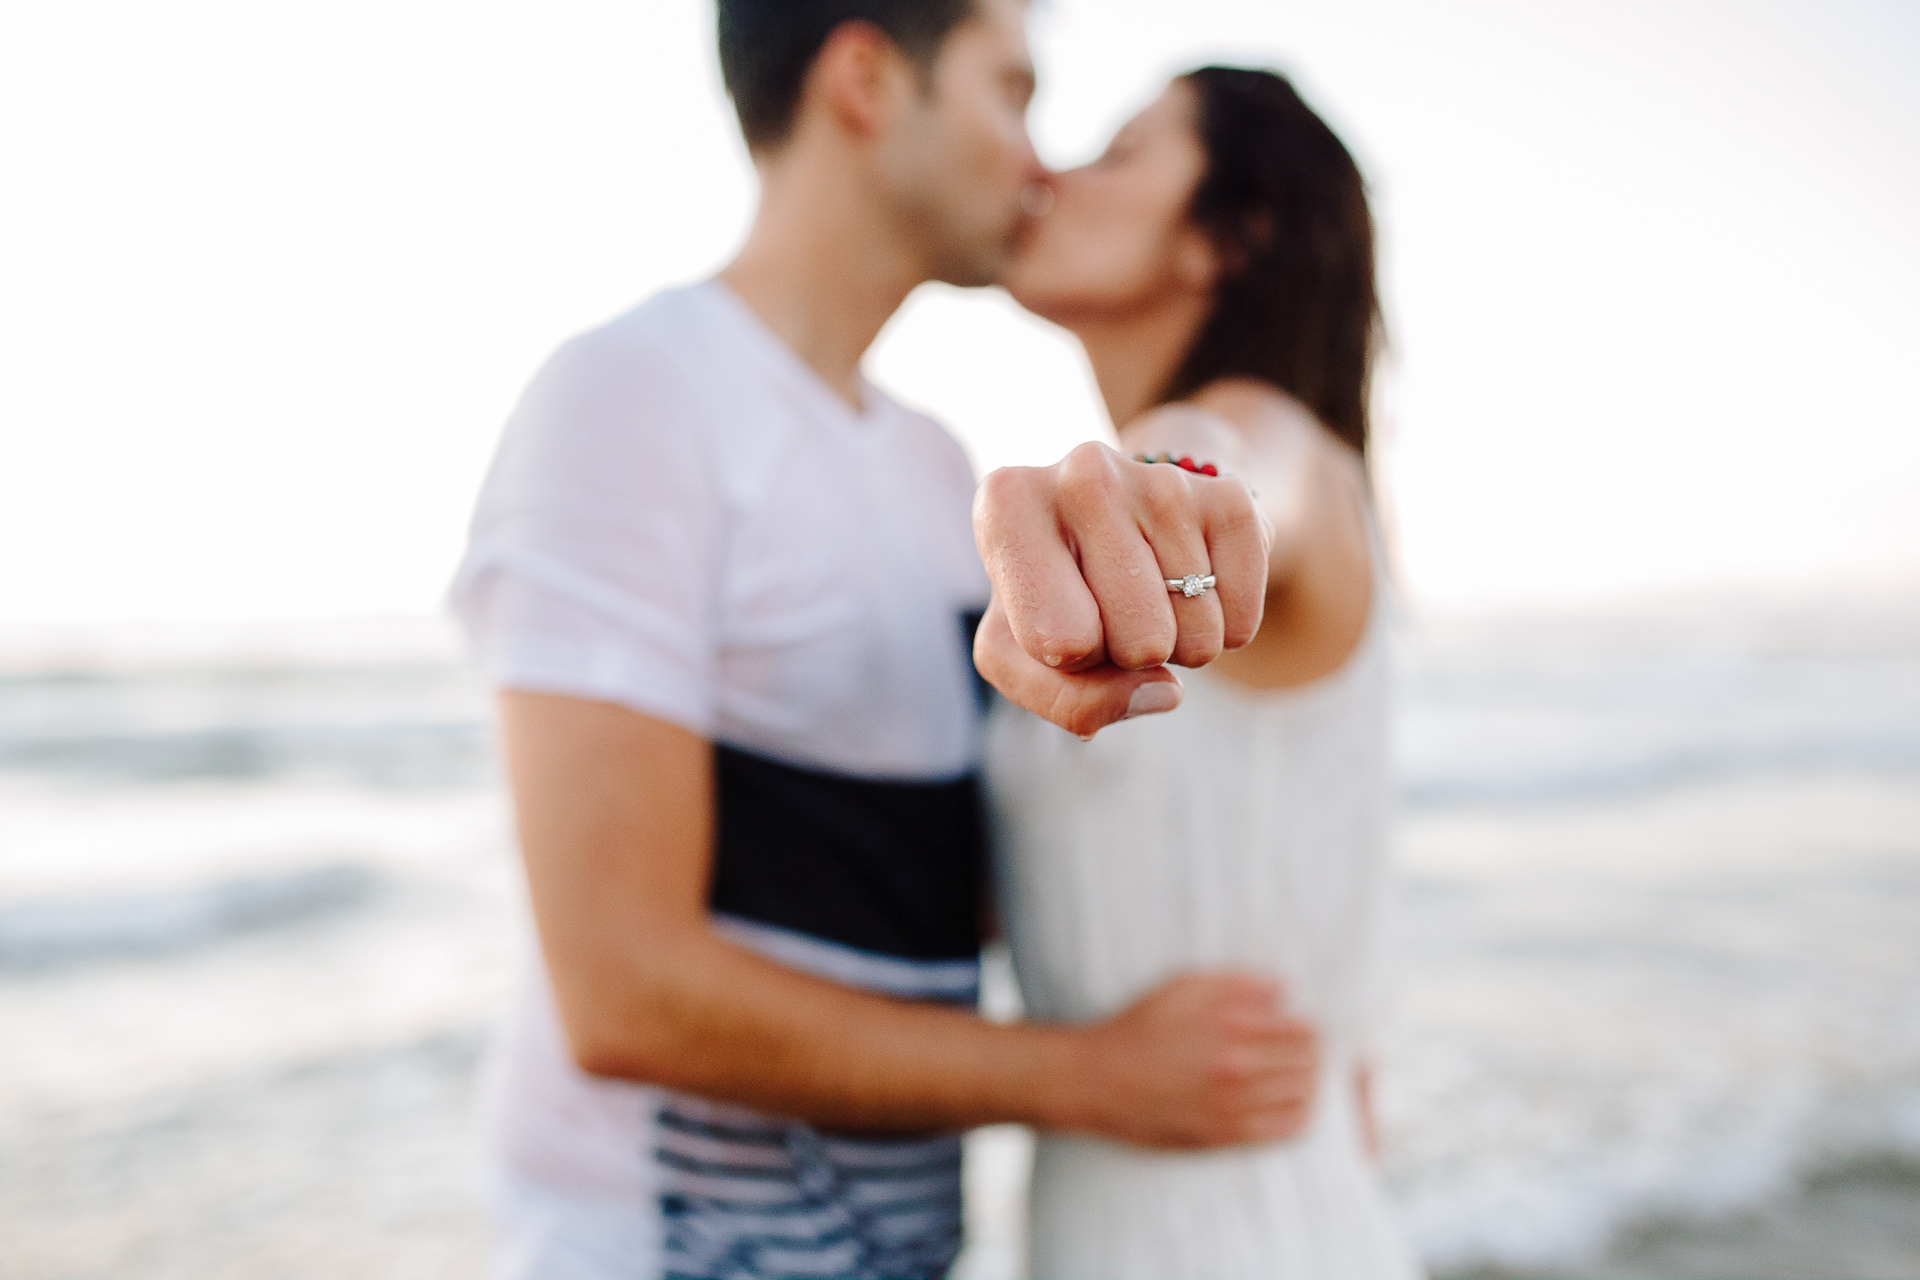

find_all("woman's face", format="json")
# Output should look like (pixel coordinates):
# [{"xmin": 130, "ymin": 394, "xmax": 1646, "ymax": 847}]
[{"xmin": 1003, "ymin": 79, "xmax": 1217, "ymax": 325}]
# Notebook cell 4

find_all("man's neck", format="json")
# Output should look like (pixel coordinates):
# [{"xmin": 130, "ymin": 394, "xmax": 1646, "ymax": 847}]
[{"xmin": 720, "ymin": 154, "xmax": 925, "ymax": 411}]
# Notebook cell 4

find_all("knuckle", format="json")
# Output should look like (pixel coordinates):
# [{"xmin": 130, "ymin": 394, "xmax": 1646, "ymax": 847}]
[
  {"xmin": 1109, "ymin": 636, "xmax": 1175, "ymax": 673},
  {"xmin": 1059, "ymin": 440, "xmax": 1112, "ymax": 478},
  {"xmin": 1058, "ymin": 453, "xmax": 1123, "ymax": 513},
  {"xmin": 1203, "ymin": 479, "xmax": 1259, "ymax": 529},
  {"xmin": 1138, "ymin": 466, "xmax": 1190, "ymax": 526},
  {"xmin": 975, "ymin": 464, "xmax": 1029, "ymax": 510},
  {"xmin": 1170, "ymin": 630, "xmax": 1225, "ymax": 669},
  {"xmin": 1066, "ymin": 440, "xmax": 1119, "ymax": 470},
  {"xmin": 1214, "ymin": 498, "xmax": 1262, "ymax": 546},
  {"xmin": 972, "ymin": 468, "xmax": 1034, "ymax": 542},
  {"xmin": 1033, "ymin": 619, "xmax": 1096, "ymax": 661}
]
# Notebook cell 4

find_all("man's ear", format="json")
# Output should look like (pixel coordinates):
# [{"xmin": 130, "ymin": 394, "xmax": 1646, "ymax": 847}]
[{"xmin": 805, "ymin": 21, "xmax": 915, "ymax": 142}]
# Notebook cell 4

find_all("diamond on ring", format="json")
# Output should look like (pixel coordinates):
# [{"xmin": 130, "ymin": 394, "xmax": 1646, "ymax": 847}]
[{"xmin": 1167, "ymin": 573, "xmax": 1217, "ymax": 598}]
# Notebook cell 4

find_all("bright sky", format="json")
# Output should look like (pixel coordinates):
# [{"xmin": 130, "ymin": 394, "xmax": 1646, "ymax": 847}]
[{"xmin": 3, "ymin": 0, "xmax": 1916, "ymax": 625}]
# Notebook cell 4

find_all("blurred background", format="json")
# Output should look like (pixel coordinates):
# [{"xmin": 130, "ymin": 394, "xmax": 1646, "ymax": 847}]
[{"xmin": 2, "ymin": 1, "xmax": 1917, "ymax": 1276}]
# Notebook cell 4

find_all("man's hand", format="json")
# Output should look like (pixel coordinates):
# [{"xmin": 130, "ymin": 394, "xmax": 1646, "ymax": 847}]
[
  {"xmin": 1069, "ymin": 974, "xmax": 1320, "ymax": 1148},
  {"xmin": 973, "ymin": 441, "xmax": 1272, "ymax": 735}
]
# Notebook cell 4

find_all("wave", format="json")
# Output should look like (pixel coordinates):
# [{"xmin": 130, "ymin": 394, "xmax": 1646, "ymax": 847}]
[
  {"xmin": 5, "ymin": 604, "xmax": 1918, "ymax": 800},
  {"xmin": 1399, "ymin": 731, "xmax": 1920, "ymax": 809},
  {"xmin": 0, "ymin": 660, "xmax": 492, "ymax": 785},
  {"xmin": 0, "ymin": 863, "xmax": 378, "ymax": 969},
  {"xmin": 9, "ymin": 715, "xmax": 1914, "ymax": 799},
  {"xmin": 1402, "ymin": 1081, "xmax": 1920, "ymax": 1275},
  {"xmin": 0, "ymin": 721, "xmax": 492, "ymax": 787}
]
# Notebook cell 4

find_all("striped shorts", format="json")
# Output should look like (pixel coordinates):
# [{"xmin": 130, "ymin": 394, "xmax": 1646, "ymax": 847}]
[{"xmin": 657, "ymin": 917, "xmax": 981, "ymax": 1280}]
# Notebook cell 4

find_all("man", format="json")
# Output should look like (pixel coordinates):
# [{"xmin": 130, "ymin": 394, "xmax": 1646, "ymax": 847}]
[{"xmin": 452, "ymin": 1, "xmax": 1307, "ymax": 1276}]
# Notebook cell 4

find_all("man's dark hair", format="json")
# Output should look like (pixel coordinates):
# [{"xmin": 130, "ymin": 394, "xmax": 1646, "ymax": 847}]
[{"xmin": 717, "ymin": 0, "xmax": 977, "ymax": 152}]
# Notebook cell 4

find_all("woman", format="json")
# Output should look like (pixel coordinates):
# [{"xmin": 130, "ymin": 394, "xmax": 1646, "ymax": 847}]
[{"xmin": 985, "ymin": 67, "xmax": 1420, "ymax": 1278}]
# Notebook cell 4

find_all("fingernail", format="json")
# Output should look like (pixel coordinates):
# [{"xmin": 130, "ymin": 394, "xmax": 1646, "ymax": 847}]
[{"xmin": 1124, "ymin": 682, "xmax": 1181, "ymax": 719}]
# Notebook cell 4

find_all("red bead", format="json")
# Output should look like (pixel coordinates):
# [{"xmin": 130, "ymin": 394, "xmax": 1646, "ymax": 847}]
[{"xmin": 1200, "ymin": 463, "xmax": 1218, "ymax": 476}]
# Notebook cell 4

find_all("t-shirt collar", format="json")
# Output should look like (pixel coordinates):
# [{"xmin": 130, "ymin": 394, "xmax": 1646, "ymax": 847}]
[{"xmin": 694, "ymin": 278, "xmax": 888, "ymax": 429}]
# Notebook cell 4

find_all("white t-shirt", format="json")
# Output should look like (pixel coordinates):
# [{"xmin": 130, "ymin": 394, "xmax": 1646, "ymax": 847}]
[
  {"xmin": 450, "ymin": 281, "xmax": 991, "ymax": 1279},
  {"xmin": 453, "ymin": 279, "xmax": 989, "ymax": 780}
]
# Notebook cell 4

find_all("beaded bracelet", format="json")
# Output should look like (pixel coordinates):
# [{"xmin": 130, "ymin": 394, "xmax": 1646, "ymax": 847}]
[{"xmin": 1133, "ymin": 451, "xmax": 1219, "ymax": 477}]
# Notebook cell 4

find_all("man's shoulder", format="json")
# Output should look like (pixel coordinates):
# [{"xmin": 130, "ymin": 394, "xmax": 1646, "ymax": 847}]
[
  {"xmin": 505, "ymin": 284, "xmax": 746, "ymax": 459},
  {"xmin": 542, "ymin": 284, "xmax": 716, "ymax": 389},
  {"xmin": 866, "ymin": 386, "xmax": 979, "ymax": 489}
]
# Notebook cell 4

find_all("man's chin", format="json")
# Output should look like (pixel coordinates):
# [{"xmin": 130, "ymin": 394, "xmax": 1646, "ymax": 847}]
[
  {"xmin": 987, "ymin": 253, "xmax": 1050, "ymax": 313},
  {"xmin": 932, "ymin": 229, "xmax": 1027, "ymax": 290}
]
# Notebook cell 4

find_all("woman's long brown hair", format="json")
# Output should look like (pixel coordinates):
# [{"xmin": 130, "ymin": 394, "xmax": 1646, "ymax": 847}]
[{"xmin": 1159, "ymin": 67, "xmax": 1382, "ymax": 459}]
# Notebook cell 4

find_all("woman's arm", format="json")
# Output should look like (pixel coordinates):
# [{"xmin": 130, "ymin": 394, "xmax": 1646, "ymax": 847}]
[{"xmin": 1117, "ymin": 378, "xmax": 1374, "ymax": 689}]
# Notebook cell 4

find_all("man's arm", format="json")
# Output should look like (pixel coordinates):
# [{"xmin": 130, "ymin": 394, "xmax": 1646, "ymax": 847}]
[{"xmin": 501, "ymin": 689, "xmax": 1318, "ymax": 1147}]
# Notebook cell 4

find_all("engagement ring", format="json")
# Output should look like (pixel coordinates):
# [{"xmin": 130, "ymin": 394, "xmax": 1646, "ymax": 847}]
[{"xmin": 1166, "ymin": 573, "xmax": 1217, "ymax": 598}]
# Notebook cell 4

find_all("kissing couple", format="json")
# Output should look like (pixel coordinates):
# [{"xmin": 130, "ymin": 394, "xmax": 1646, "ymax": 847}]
[{"xmin": 453, "ymin": 1, "xmax": 1417, "ymax": 1277}]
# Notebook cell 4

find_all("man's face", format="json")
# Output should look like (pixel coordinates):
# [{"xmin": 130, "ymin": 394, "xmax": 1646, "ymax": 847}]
[{"xmin": 877, "ymin": 0, "xmax": 1041, "ymax": 287}]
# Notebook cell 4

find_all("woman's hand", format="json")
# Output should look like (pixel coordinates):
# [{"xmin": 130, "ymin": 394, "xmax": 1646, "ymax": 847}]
[
  {"xmin": 1123, "ymin": 381, "xmax": 1331, "ymax": 594},
  {"xmin": 1126, "ymin": 380, "xmax": 1376, "ymax": 692},
  {"xmin": 972, "ymin": 440, "xmax": 1272, "ymax": 736}
]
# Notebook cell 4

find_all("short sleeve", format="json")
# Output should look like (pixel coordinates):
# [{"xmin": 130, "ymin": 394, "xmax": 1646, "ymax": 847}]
[{"xmin": 450, "ymin": 320, "xmax": 719, "ymax": 736}]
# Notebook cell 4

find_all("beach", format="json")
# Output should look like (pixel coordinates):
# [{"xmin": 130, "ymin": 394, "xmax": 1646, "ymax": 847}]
[{"xmin": 2, "ymin": 597, "xmax": 1916, "ymax": 1278}]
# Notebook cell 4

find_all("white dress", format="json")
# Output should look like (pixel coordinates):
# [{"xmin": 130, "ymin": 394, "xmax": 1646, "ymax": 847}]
[{"xmin": 983, "ymin": 555, "xmax": 1422, "ymax": 1280}]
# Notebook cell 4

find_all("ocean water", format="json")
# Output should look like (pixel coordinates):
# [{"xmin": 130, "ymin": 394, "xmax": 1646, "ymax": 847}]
[
  {"xmin": 1, "ymin": 599, "xmax": 1916, "ymax": 1278},
  {"xmin": 1382, "ymin": 603, "xmax": 1920, "ymax": 1278}
]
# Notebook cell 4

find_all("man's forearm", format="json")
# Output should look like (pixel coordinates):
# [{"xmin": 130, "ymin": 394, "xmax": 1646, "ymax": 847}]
[
  {"xmin": 504, "ymin": 693, "xmax": 1314, "ymax": 1151},
  {"xmin": 551, "ymin": 920, "xmax": 1090, "ymax": 1133}
]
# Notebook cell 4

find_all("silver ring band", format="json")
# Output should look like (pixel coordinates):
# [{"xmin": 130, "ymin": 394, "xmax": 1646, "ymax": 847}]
[{"xmin": 1166, "ymin": 573, "xmax": 1217, "ymax": 598}]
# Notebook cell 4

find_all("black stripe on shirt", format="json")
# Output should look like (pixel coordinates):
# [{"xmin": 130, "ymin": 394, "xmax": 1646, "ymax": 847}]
[{"xmin": 711, "ymin": 745, "xmax": 984, "ymax": 961}]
